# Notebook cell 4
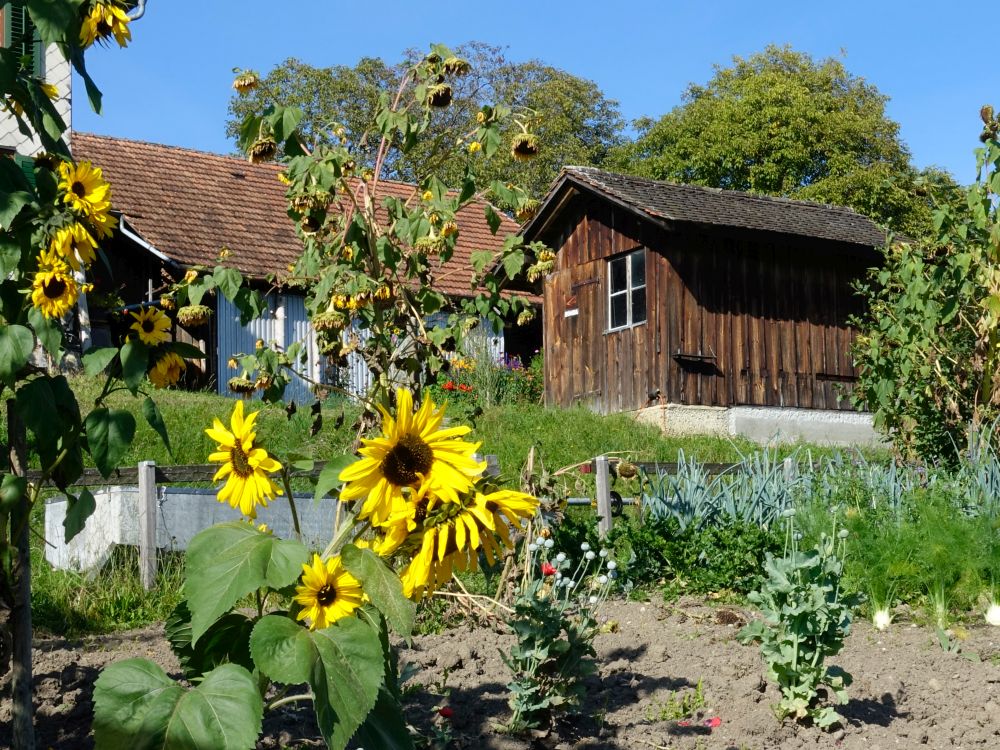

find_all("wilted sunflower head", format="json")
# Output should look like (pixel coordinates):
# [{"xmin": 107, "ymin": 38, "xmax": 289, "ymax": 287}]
[
  {"xmin": 248, "ymin": 137, "xmax": 278, "ymax": 164},
  {"xmin": 228, "ymin": 374, "xmax": 256, "ymax": 396},
  {"xmin": 232, "ymin": 69, "xmax": 260, "ymax": 95},
  {"xmin": 176, "ymin": 304, "xmax": 211, "ymax": 328},
  {"xmin": 415, "ymin": 233, "xmax": 447, "ymax": 256},
  {"xmin": 511, "ymin": 132, "xmax": 540, "ymax": 162},
  {"xmin": 426, "ymin": 83, "xmax": 453, "ymax": 108},
  {"xmin": 515, "ymin": 199, "xmax": 540, "ymax": 223},
  {"xmin": 442, "ymin": 56, "xmax": 471, "ymax": 76}
]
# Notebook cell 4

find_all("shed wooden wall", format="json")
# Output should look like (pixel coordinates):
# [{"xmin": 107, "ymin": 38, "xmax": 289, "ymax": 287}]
[{"xmin": 542, "ymin": 197, "xmax": 873, "ymax": 414}]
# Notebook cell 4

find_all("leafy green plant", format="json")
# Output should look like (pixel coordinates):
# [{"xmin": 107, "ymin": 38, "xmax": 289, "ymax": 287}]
[
  {"xmin": 644, "ymin": 679, "xmax": 706, "ymax": 722},
  {"xmin": 501, "ymin": 538, "xmax": 616, "ymax": 733},
  {"xmin": 738, "ymin": 522, "xmax": 859, "ymax": 729}
]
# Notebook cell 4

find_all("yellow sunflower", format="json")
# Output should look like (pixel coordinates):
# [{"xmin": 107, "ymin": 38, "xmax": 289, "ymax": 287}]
[
  {"xmin": 338, "ymin": 388, "xmax": 485, "ymax": 526},
  {"xmin": 89, "ymin": 210, "xmax": 118, "ymax": 240},
  {"xmin": 149, "ymin": 352, "xmax": 185, "ymax": 389},
  {"xmin": 130, "ymin": 307, "xmax": 171, "ymax": 346},
  {"xmin": 293, "ymin": 553, "xmax": 364, "ymax": 630},
  {"xmin": 80, "ymin": 1, "xmax": 132, "ymax": 48},
  {"xmin": 58, "ymin": 160, "xmax": 112, "ymax": 222},
  {"xmin": 31, "ymin": 252, "xmax": 81, "ymax": 319},
  {"xmin": 205, "ymin": 400, "xmax": 283, "ymax": 519},
  {"xmin": 49, "ymin": 223, "xmax": 98, "ymax": 271}
]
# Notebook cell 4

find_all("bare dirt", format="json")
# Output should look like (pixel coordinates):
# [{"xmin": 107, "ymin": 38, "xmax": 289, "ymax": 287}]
[{"xmin": 3, "ymin": 598, "xmax": 999, "ymax": 749}]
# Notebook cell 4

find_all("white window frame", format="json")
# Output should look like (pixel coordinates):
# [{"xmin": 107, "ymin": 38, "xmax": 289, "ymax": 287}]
[{"xmin": 607, "ymin": 248, "xmax": 646, "ymax": 332}]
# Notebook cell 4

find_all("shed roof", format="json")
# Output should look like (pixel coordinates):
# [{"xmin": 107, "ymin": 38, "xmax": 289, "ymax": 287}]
[
  {"xmin": 70, "ymin": 132, "xmax": 521, "ymax": 299},
  {"xmin": 523, "ymin": 166, "xmax": 886, "ymax": 248}
]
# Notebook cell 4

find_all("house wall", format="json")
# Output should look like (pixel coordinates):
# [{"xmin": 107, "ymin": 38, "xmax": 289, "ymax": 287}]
[
  {"xmin": 542, "ymin": 197, "xmax": 873, "ymax": 414},
  {"xmin": 0, "ymin": 42, "xmax": 72, "ymax": 155}
]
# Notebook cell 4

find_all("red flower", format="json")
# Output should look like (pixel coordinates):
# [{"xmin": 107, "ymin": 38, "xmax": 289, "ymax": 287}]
[
  {"xmin": 438, "ymin": 706, "xmax": 453, "ymax": 719},
  {"xmin": 442, "ymin": 381, "xmax": 456, "ymax": 391},
  {"xmin": 458, "ymin": 383, "xmax": 472, "ymax": 392},
  {"xmin": 703, "ymin": 717, "xmax": 721, "ymax": 728},
  {"xmin": 541, "ymin": 562, "xmax": 557, "ymax": 576}
]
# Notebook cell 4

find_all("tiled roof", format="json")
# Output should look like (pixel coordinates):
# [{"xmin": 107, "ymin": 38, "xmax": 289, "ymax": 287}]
[
  {"xmin": 70, "ymin": 133, "xmax": 522, "ymax": 299},
  {"xmin": 548, "ymin": 166, "xmax": 886, "ymax": 248}
]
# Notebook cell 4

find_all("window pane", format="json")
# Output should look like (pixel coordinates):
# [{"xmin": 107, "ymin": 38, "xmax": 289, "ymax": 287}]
[
  {"xmin": 631, "ymin": 250, "xmax": 645, "ymax": 287},
  {"xmin": 610, "ymin": 293, "xmax": 628, "ymax": 329},
  {"xmin": 632, "ymin": 287, "xmax": 647, "ymax": 324},
  {"xmin": 609, "ymin": 257, "xmax": 627, "ymax": 293}
]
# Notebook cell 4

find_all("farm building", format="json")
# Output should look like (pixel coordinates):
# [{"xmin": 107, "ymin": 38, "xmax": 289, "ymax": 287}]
[
  {"xmin": 69, "ymin": 133, "xmax": 539, "ymax": 402},
  {"xmin": 521, "ymin": 166, "xmax": 886, "ymax": 444}
]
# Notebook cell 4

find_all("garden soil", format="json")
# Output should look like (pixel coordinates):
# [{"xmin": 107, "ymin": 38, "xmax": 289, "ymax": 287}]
[{"xmin": 2, "ymin": 598, "xmax": 999, "ymax": 749}]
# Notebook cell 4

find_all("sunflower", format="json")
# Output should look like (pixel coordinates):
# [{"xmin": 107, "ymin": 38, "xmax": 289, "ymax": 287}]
[
  {"xmin": 293, "ymin": 553, "xmax": 364, "ymax": 630},
  {"xmin": 57, "ymin": 160, "xmax": 112, "ymax": 222},
  {"xmin": 130, "ymin": 307, "xmax": 171, "ymax": 346},
  {"xmin": 338, "ymin": 388, "xmax": 485, "ymax": 526},
  {"xmin": 149, "ymin": 352, "xmax": 185, "ymax": 389},
  {"xmin": 80, "ymin": 1, "xmax": 132, "ymax": 48},
  {"xmin": 88, "ymin": 209, "xmax": 118, "ymax": 240},
  {"xmin": 31, "ymin": 252, "xmax": 81, "ymax": 319},
  {"xmin": 49, "ymin": 223, "xmax": 98, "ymax": 271},
  {"xmin": 205, "ymin": 400, "xmax": 283, "ymax": 519}
]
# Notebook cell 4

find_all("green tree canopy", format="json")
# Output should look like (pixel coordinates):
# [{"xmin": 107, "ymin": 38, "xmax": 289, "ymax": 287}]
[
  {"xmin": 225, "ymin": 43, "xmax": 624, "ymax": 201},
  {"xmin": 608, "ymin": 45, "xmax": 949, "ymax": 236}
]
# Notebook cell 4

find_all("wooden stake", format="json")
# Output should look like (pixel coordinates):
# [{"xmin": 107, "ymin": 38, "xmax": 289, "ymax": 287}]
[
  {"xmin": 595, "ymin": 455, "xmax": 612, "ymax": 537},
  {"xmin": 138, "ymin": 461, "xmax": 157, "ymax": 591}
]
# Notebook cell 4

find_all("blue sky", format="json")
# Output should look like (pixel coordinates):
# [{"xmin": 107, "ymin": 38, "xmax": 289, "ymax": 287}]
[{"xmin": 74, "ymin": 0, "xmax": 990, "ymax": 183}]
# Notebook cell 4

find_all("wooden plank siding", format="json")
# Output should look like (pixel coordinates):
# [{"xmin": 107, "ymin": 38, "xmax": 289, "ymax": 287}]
[{"xmin": 543, "ymin": 197, "xmax": 871, "ymax": 414}]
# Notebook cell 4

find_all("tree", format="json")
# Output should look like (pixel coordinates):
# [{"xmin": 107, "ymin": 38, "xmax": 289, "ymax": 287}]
[
  {"xmin": 608, "ymin": 45, "xmax": 942, "ymax": 236},
  {"xmin": 225, "ymin": 43, "xmax": 624, "ymax": 200}
]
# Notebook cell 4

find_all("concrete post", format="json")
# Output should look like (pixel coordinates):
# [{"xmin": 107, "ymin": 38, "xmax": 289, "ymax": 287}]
[
  {"xmin": 595, "ymin": 455, "xmax": 612, "ymax": 537},
  {"xmin": 138, "ymin": 461, "xmax": 157, "ymax": 590}
]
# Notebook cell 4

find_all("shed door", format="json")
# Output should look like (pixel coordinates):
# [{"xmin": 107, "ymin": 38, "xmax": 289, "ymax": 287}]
[{"xmin": 544, "ymin": 261, "xmax": 604, "ymax": 410}]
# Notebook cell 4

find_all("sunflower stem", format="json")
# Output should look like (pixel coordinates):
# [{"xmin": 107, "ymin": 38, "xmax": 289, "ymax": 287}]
[
  {"xmin": 265, "ymin": 692, "xmax": 314, "ymax": 711},
  {"xmin": 280, "ymin": 469, "xmax": 302, "ymax": 541}
]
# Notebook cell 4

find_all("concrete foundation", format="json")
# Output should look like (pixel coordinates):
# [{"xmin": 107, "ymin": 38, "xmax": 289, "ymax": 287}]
[
  {"xmin": 45, "ymin": 487, "xmax": 338, "ymax": 572},
  {"xmin": 634, "ymin": 403, "xmax": 880, "ymax": 446}
]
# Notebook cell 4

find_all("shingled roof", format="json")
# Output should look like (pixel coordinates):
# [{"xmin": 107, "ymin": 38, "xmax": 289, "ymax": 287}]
[
  {"xmin": 524, "ymin": 166, "xmax": 886, "ymax": 248},
  {"xmin": 70, "ymin": 133, "xmax": 521, "ymax": 299}
]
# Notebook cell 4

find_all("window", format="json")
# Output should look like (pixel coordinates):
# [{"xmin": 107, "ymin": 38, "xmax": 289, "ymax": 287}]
[
  {"xmin": 1, "ymin": 2, "xmax": 45, "ymax": 79},
  {"xmin": 607, "ymin": 248, "xmax": 646, "ymax": 330}
]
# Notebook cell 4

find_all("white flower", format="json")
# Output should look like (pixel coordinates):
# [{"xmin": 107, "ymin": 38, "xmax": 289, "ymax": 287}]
[
  {"xmin": 606, "ymin": 560, "xmax": 617, "ymax": 570},
  {"xmin": 598, "ymin": 575, "xmax": 608, "ymax": 584},
  {"xmin": 589, "ymin": 595, "xmax": 598, "ymax": 604},
  {"xmin": 581, "ymin": 542, "xmax": 591, "ymax": 551},
  {"xmin": 544, "ymin": 539, "xmax": 554, "ymax": 549},
  {"xmin": 556, "ymin": 552, "xmax": 566, "ymax": 563},
  {"xmin": 986, "ymin": 603, "xmax": 1000, "ymax": 627},
  {"xmin": 872, "ymin": 608, "xmax": 892, "ymax": 631},
  {"xmin": 585, "ymin": 550, "xmax": 596, "ymax": 560}
]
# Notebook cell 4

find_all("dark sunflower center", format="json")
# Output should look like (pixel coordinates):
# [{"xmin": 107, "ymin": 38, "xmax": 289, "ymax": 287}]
[
  {"xmin": 316, "ymin": 584, "xmax": 337, "ymax": 606},
  {"xmin": 230, "ymin": 442, "xmax": 252, "ymax": 478},
  {"xmin": 43, "ymin": 277, "xmax": 67, "ymax": 299},
  {"xmin": 71, "ymin": 180, "xmax": 87, "ymax": 198},
  {"xmin": 381, "ymin": 434, "xmax": 433, "ymax": 486},
  {"xmin": 142, "ymin": 320, "xmax": 155, "ymax": 333},
  {"xmin": 413, "ymin": 498, "xmax": 429, "ymax": 525}
]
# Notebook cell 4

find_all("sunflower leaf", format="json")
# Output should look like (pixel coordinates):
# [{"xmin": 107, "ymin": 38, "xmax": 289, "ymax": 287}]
[
  {"xmin": 141, "ymin": 396, "xmax": 172, "ymax": 457},
  {"xmin": 185, "ymin": 522, "xmax": 309, "ymax": 644},
  {"xmin": 165, "ymin": 600, "xmax": 256, "ymax": 681},
  {"xmin": 0, "ymin": 324, "xmax": 35, "ymax": 386},
  {"xmin": 213, "ymin": 266, "xmax": 243, "ymax": 302},
  {"xmin": 63, "ymin": 489, "xmax": 96, "ymax": 544},
  {"xmin": 28, "ymin": 305, "xmax": 62, "ymax": 355},
  {"xmin": 119, "ymin": 340, "xmax": 148, "ymax": 394},
  {"xmin": 84, "ymin": 407, "xmax": 135, "ymax": 478},
  {"xmin": 341, "ymin": 544, "xmax": 415, "ymax": 637},
  {"xmin": 82, "ymin": 346, "xmax": 117, "ymax": 377},
  {"xmin": 249, "ymin": 615, "xmax": 383, "ymax": 750},
  {"xmin": 313, "ymin": 455, "xmax": 354, "ymax": 502},
  {"xmin": 93, "ymin": 659, "xmax": 262, "ymax": 750}
]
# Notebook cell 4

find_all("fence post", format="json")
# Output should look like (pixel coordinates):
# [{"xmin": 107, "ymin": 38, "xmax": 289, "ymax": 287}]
[
  {"xmin": 138, "ymin": 460, "xmax": 157, "ymax": 590},
  {"xmin": 595, "ymin": 455, "xmax": 612, "ymax": 537},
  {"xmin": 783, "ymin": 456, "xmax": 796, "ymax": 482}
]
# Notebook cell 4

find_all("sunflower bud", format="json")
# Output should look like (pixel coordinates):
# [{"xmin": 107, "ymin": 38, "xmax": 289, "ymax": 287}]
[
  {"xmin": 227, "ymin": 357, "xmax": 238, "ymax": 370},
  {"xmin": 468, "ymin": 141, "xmax": 482, "ymax": 154},
  {"xmin": 981, "ymin": 104, "xmax": 995, "ymax": 125},
  {"xmin": 183, "ymin": 269, "xmax": 199, "ymax": 284}
]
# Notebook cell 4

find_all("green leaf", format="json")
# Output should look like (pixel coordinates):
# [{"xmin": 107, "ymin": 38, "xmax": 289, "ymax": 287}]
[
  {"xmin": 28, "ymin": 306, "xmax": 62, "ymax": 356},
  {"xmin": 314, "ymin": 455, "xmax": 354, "ymax": 502},
  {"xmin": 470, "ymin": 250, "xmax": 494, "ymax": 275},
  {"xmin": 142, "ymin": 397, "xmax": 172, "ymax": 457},
  {"xmin": 234, "ymin": 287, "xmax": 268, "ymax": 325},
  {"xmin": 187, "ymin": 275, "xmax": 217, "ymax": 307},
  {"xmin": 83, "ymin": 346, "xmax": 117, "ymax": 377},
  {"xmin": 85, "ymin": 408, "xmax": 136, "ymax": 478},
  {"xmin": 213, "ymin": 266, "xmax": 243, "ymax": 302},
  {"xmin": 165, "ymin": 600, "xmax": 256, "ymax": 681},
  {"xmin": 15, "ymin": 376, "xmax": 60, "ymax": 463},
  {"xmin": 0, "ymin": 235, "xmax": 22, "ymax": 277},
  {"xmin": 503, "ymin": 248, "xmax": 526, "ymax": 280},
  {"xmin": 0, "ymin": 190, "xmax": 32, "ymax": 230},
  {"xmin": 0, "ymin": 474, "xmax": 26, "ymax": 514},
  {"xmin": 185, "ymin": 522, "xmax": 308, "ymax": 643},
  {"xmin": 24, "ymin": 0, "xmax": 76, "ymax": 44},
  {"xmin": 249, "ymin": 615, "xmax": 383, "ymax": 749},
  {"xmin": 484, "ymin": 204, "xmax": 502, "ymax": 235},
  {"xmin": 167, "ymin": 341, "xmax": 206, "ymax": 360},
  {"xmin": 350, "ymin": 686, "xmax": 416, "ymax": 750},
  {"xmin": 0, "ymin": 324, "xmax": 35, "ymax": 385},
  {"xmin": 64, "ymin": 489, "xmax": 96, "ymax": 543},
  {"xmin": 93, "ymin": 660, "xmax": 262, "ymax": 750},
  {"xmin": 341, "ymin": 544, "xmax": 415, "ymax": 637},
  {"xmin": 120, "ymin": 341, "xmax": 149, "ymax": 394}
]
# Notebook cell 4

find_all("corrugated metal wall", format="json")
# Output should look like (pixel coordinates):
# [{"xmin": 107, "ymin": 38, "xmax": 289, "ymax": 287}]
[
  {"xmin": 216, "ymin": 294, "xmax": 320, "ymax": 404},
  {"xmin": 218, "ymin": 295, "xmax": 505, "ymax": 401}
]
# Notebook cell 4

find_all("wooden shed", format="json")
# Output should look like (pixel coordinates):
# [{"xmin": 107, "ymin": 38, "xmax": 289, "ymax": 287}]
[{"xmin": 521, "ymin": 167, "xmax": 885, "ymax": 416}]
